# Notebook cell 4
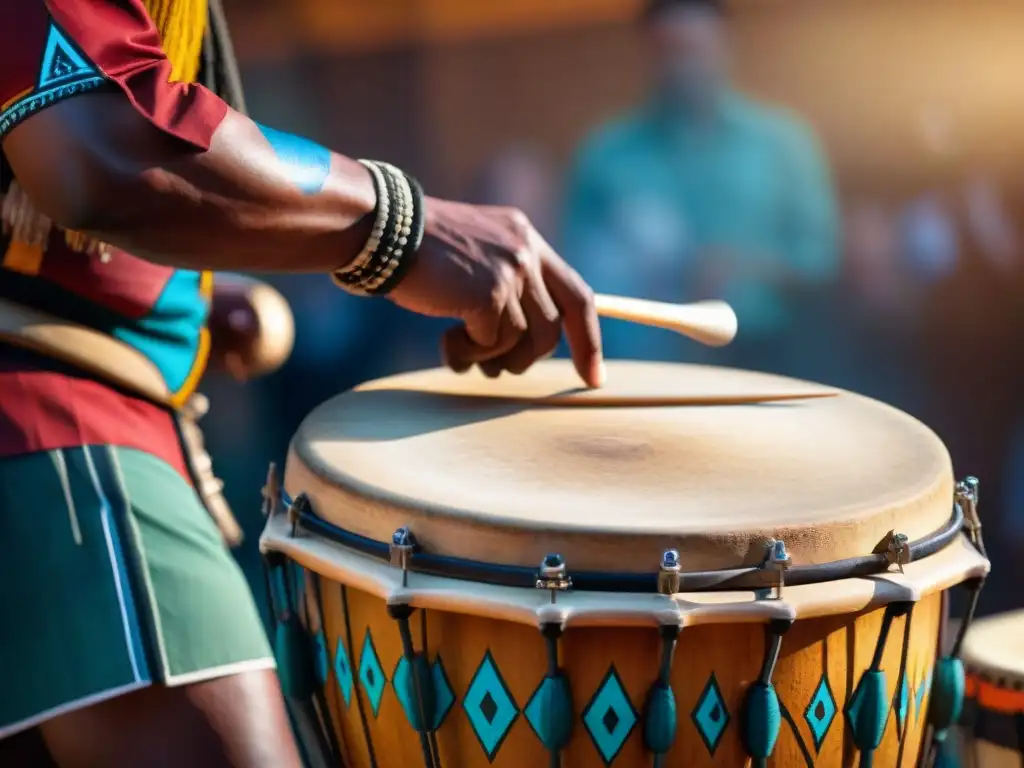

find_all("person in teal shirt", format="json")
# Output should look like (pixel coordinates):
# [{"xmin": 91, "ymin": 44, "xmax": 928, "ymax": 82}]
[{"xmin": 562, "ymin": 0, "xmax": 839, "ymax": 373}]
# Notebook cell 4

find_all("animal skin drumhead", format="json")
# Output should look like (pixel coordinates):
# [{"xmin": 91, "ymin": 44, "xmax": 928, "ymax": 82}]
[
  {"xmin": 962, "ymin": 609, "xmax": 1024, "ymax": 685},
  {"xmin": 285, "ymin": 360, "xmax": 954, "ymax": 573}
]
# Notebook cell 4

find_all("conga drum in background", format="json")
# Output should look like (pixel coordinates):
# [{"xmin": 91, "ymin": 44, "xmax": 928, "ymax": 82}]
[
  {"xmin": 260, "ymin": 360, "xmax": 990, "ymax": 768},
  {"xmin": 958, "ymin": 611, "xmax": 1024, "ymax": 767}
]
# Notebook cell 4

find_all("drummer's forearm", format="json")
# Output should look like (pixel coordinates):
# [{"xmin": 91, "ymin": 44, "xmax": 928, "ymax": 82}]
[{"xmin": 3, "ymin": 95, "xmax": 375, "ymax": 274}]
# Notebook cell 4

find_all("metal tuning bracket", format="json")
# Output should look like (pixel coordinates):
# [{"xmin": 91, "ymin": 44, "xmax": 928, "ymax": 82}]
[
  {"xmin": 389, "ymin": 527, "xmax": 419, "ymax": 588},
  {"xmin": 885, "ymin": 531, "xmax": 910, "ymax": 573},
  {"xmin": 536, "ymin": 554, "xmax": 572, "ymax": 605},
  {"xmin": 261, "ymin": 462, "xmax": 280, "ymax": 519},
  {"xmin": 956, "ymin": 476, "xmax": 986, "ymax": 557},
  {"xmin": 286, "ymin": 492, "xmax": 311, "ymax": 537},
  {"xmin": 764, "ymin": 539, "xmax": 791, "ymax": 600},
  {"xmin": 658, "ymin": 549, "xmax": 682, "ymax": 596}
]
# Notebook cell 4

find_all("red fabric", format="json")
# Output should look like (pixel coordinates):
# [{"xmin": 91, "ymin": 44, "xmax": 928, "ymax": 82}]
[
  {"xmin": 0, "ymin": 0, "xmax": 226, "ymax": 149},
  {"xmin": 0, "ymin": 345, "xmax": 190, "ymax": 478},
  {"xmin": 0, "ymin": 0, "xmax": 222, "ymax": 472},
  {"xmin": 37, "ymin": 243, "xmax": 175, "ymax": 320}
]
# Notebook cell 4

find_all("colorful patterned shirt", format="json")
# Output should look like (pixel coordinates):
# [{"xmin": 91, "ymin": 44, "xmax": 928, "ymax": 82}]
[{"xmin": 0, "ymin": 0, "xmax": 226, "ymax": 470}]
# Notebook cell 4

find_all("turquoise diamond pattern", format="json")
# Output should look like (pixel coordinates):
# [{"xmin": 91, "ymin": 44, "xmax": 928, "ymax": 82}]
[
  {"xmin": 915, "ymin": 672, "xmax": 932, "ymax": 717},
  {"xmin": 692, "ymin": 673, "xmax": 730, "ymax": 756},
  {"xmin": 358, "ymin": 629, "xmax": 387, "ymax": 717},
  {"xmin": 334, "ymin": 637, "xmax": 354, "ymax": 706},
  {"xmin": 804, "ymin": 674, "xmax": 837, "ymax": 752},
  {"xmin": 393, "ymin": 655, "xmax": 456, "ymax": 731},
  {"xmin": 581, "ymin": 666, "xmax": 637, "ymax": 765},
  {"xmin": 313, "ymin": 630, "xmax": 329, "ymax": 685},
  {"xmin": 463, "ymin": 651, "xmax": 519, "ymax": 761},
  {"xmin": 894, "ymin": 672, "xmax": 910, "ymax": 732}
]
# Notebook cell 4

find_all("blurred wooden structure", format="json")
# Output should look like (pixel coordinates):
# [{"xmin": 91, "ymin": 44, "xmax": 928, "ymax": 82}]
[{"xmin": 225, "ymin": 0, "xmax": 1024, "ymax": 200}]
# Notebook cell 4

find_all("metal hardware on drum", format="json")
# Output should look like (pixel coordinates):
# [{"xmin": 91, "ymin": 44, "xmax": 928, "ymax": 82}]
[
  {"xmin": 764, "ymin": 539, "xmax": 792, "ymax": 599},
  {"xmin": 957, "ymin": 476, "xmax": 987, "ymax": 558},
  {"xmin": 535, "ymin": 553, "xmax": 572, "ymax": 604},
  {"xmin": 886, "ymin": 531, "xmax": 910, "ymax": 573},
  {"xmin": 285, "ymin": 489, "xmax": 968, "ymax": 594},
  {"xmin": 389, "ymin": 527, "xmax": 419, "ymax": 588},
  {"xmin": 657, "ymin": 549, "xmax": 682, "ymax": 595},
  {"xmin": 286, "ymin": 491, "xmax": 311, "ymax": 537}
]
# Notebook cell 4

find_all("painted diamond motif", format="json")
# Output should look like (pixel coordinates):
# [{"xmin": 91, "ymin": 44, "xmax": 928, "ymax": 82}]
[
  {"xmin": 463, "ymin": 651, "xmax": 519, "ymax": 761},
  {"xmin": 804, "ymin": 674, "xmax": 837, "ymax": 752},
  {"xmin": 313, "ymin": 630, "xmax": 329, "ymax": 685},
  {"xmin": 691, "ymin": 673, "xmax": 730, "ymax": 756},
  {"xmin": 358, "ymin": 629, "xmax": 387, "ymax": 717},
  {"xmin": 334, "ymin": 637, "xmax": 354, "ymax": 706},
  {"xmin": 392, "ymin": 655, "xmax": 456, "ymax": 731},
  {"xmin": 894, "ymin": 672, "xmax": 910, "ymax": 733},
  {"xmin": 582, "ymin": 666, "xmax": 637, "ymax": 765},
  {"xmin": 915, "ymin": 672, "xmax": 932, "ymax": 717}
]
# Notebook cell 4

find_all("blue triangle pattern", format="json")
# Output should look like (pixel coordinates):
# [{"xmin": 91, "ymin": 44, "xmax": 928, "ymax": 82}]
[{"xmin": 38, "ymin": 23, "xmax": 97, "ymax": 89}]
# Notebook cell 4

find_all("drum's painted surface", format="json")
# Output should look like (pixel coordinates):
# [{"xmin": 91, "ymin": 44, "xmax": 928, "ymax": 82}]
[{"xmin": 305, "ymin": 577, "xmax": 942, "ymax": 768}]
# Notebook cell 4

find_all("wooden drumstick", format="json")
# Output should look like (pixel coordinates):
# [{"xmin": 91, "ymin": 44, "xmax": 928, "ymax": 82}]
[{"xmin": 594, "ymin": 295, "xmax": 738, "ymax": 347}]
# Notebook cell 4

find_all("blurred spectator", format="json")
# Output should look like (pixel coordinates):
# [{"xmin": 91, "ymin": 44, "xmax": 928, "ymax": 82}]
[
  {"xmin": 561, "ymin": 0, "xmax": 839, "ymax": 373},
  {"xmin": 906, "ymin": 108, "xmax": 1024, "ymax": 611},
  {"xmin": 471, "ymin": 145, "xmax": 561, "ymax": 242},
  {"xmin": 827, "ymin": 196, "xmax": 926, "ymax": 409}
]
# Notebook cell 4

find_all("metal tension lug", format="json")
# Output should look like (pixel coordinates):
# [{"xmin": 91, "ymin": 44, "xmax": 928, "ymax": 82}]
[
  {"xmin": 389, "ymin": 527, "xmax": 419, "ymax": 588},
  {"xmin": 956, "ymin": 476, "xmax": 985, "ymax": 554},
  {"xmin": 764, "ymin": 539, "xmax": 792, "ymax": 599},
  {"xmin": 885, "ymin": 531, "xmax": 910, "ymax": 573},
  {"xmin": 286, "ymin": 492, "xmax": 311, "ymax": 537},
  {"xmin": 535, "ymin": 553, "xmax": 572, "ymax": 605},
  {"xmin": 658, "ymin": 549, "xmax": 682, "ymax": 596},
  {"xmin": 261, "ymin": 462, "xmax": 280, "ymax": 519}
]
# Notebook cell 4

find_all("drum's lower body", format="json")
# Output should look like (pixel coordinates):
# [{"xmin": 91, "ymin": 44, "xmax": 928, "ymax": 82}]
[
  {"xmin": 284, "ymin": 567, "xmax": 945, "ymax": 767},
  {"xmin": 956, "ymin": 677, "xmax": 1024, "ymax": 768}
]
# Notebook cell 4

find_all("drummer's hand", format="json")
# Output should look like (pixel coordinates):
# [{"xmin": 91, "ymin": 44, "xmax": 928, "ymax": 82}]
[{"xmin": 388, "ymin": 198, "xmax": 605, "ymax": 388}]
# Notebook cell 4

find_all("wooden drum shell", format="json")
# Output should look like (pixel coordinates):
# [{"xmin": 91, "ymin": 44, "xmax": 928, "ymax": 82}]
[
  {"xmin": 267, "ymin": 510, "xmax": 988, "ymax": 768},
  {"xmin": 312, "ymin": 577, "xmax": 941, "ymax": 767}
]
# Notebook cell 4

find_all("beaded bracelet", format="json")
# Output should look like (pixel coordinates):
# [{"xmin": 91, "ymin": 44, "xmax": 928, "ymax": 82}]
[{"xmin": 332, "ymin": 159, "xmax": 425, "ymax": 296}]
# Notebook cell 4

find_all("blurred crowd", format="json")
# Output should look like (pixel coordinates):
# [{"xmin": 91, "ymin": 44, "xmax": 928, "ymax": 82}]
[{"xmin": 209, "ymin": 0, "xmax": 1024, "ymax": 616}]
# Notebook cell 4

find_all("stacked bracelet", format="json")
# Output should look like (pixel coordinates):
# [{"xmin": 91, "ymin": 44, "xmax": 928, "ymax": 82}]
[{"xmin": 332, "ymin": 160, "xmax": 426, "ymax": 296}]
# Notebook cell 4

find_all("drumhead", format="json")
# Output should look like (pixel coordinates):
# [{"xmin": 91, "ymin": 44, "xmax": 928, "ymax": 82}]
[
  {"xmin": 962, "ymin": 610, "xmax": 1024, "ymax": 687},
  {"xmin": 285, "ymin": 360, "xmax": 954, "ymax": 573}
]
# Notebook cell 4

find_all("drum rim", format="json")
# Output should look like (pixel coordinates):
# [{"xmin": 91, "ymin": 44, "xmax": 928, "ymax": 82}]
[{"xmin": 281, "ymin": 489, "xmax": 968, "ymax": 593}]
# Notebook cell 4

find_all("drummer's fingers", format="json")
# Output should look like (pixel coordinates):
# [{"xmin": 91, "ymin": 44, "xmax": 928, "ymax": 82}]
[
  {"xmin": 460, "ymin": 257, "xmax": 521, "ymax": 349},
  {"xmin": 442, "ymin": 296, "xmax": 527, "ymax": 373},
  {"xmin": 539, "ymin": 248, "xmax": 604, "ymax": 388},
  {"xmin": 489, "ymin": 279, "xmax": 561, "ymax": 376}
]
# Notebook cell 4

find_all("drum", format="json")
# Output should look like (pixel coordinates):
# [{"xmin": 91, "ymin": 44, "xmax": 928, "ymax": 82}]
[
  {"xmin": 260, "ymin": 360, "xmax": 990, "ymax": 768},
  {"xmin": 960, "ymin": 611, "xmax": 1024, "ymax": 767}
]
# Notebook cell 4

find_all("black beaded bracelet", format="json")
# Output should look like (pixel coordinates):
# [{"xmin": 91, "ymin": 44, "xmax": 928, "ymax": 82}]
[
  {"xmin": 371, "ymin": 171, "xmax": 425, "ymax": 296},
  {"xmin": 332, "ymin": 160, "xmax": 425, "ymax": 296}
]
